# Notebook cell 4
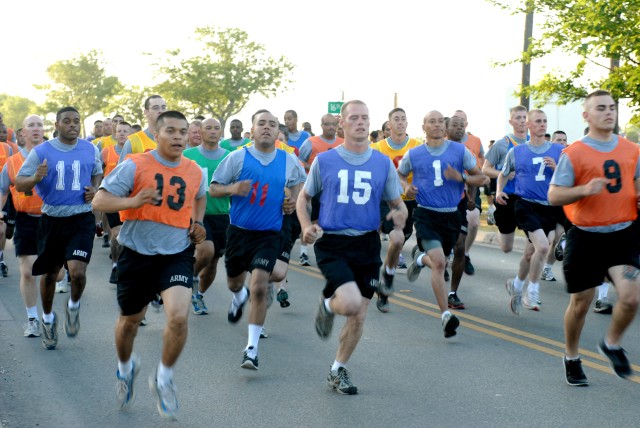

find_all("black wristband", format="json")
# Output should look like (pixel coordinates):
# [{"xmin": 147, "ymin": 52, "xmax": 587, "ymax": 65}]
[{"xmin": 193, "ymin": 220, "xmax": 204, "ymax": 227}]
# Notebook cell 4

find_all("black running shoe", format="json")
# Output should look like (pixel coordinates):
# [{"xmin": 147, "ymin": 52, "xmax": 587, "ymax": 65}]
[
  {"xmin": 598, "ymin": 338, "xmax": 632, "ymax": 379},
  {"xmin": 564, "ymin": 357, "xmax": 588, "ymax": 386}
]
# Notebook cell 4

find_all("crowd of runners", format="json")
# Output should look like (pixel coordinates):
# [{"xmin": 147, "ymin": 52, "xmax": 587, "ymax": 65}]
[{"xmin": 0, "ymin": 88, "xmax": 637, "ymax": 420}]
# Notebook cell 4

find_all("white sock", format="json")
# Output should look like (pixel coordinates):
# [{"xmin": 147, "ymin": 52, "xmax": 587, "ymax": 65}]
[
  {"xmin": 544, "ymin": 263, "xmax": 553, "ymax": 270},
  {"xmin": 599, "ymin": 283, "xmax": 610, "ymax": 300},
  {"xmin": 448, "ymin": 291, "xmax": 456, "ymax": 296},
  {"xmin": 112, "ymin": 262, "xmax": 117, "ymax": 268},
  {"xmin": 157, "ymin": 362, "xmax": 173, "ymax": 386},
  {"xmin": 604, "ymin": 339, "xmax": 621, "ymax": 350},
  {"xmin": 118, "ymin": 359, "xmax": 133, "ymax": 377},
  {"xmin": 464, "ymin": 252, "xmax": 469, "ymax": 257},
  {"xmin": 441, "ymin": 310, "xmax": 451, "ymax": 320},
  {"xmin": 416, "ymin": 253, "xmax": 426, "ymax": 267},
  {"xmin": 565, "ymin": 354, "xmax": 579, "ymax": 361},
  {"xmin": 247, "ymin": 324, "xmax": 262, "ymax": 351},
  {"xmin": 331, "ymin": 361, "xmax": 345, "ymax": 372},
  {"xmin": 385, "ymin": 265, "xmax": 395, "ymax": 276},
  {"xmin": 26, "ymin": 306, "xmax": 38, "ymax": 319},
  {"xmin": 42, "ymin": 312, "xmax": 54, "ymax": 324},
  {"xmin": 528, "ymin": 282, "xmax": 540, "ymax": 295},
  {"xmin": 300, "ymin": 245, "xmax": 308, "ymax": 256},
  {"xmin": 232, "ymin": 287, "xmax": 248, "ymax": 306},
  {"xmin": 514, "ymin": 276, "xmax": 526, "ymax": 293},
  {"xmin": 561, "ymin": 240, "xmax": 566, "ymax": 251},
  {"xmin": 324, "ymin": 298, "xmax": 333, "ymax": 314},
  {"xmin": 68, "ymin": 299, "xmax": 80, "ymax": 309}
]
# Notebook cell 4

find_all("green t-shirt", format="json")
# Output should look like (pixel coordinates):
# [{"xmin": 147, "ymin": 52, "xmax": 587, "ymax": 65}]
[
  {"xmin": 220, "ymin": 137, "xmax": 251, "ymax": 152},
  {"xmin": 183, "ymin": 146, "xmax": 230, "ymax": 215}
]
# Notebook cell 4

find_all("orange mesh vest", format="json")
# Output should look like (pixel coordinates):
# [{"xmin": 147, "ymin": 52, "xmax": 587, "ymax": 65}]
[
  {"xmin": 0, "ymin": 142, "xmax": 12, "ymax": 172},
  {"xmin": 563, "ymin": 137, "xmax": 638, "ymax": 227},
  {"xmin": 120, "ymin": 153, "xmax": 202, "ymax": 228},
  {"xmin": 6, "ymin": 151, "xmax": 43, "ymax": 214},
  {"xmin": 306, "ymin": 136, "xmax": 343, "ymax": 172},
  {"xmin": 464, "ymin": 134, "xmax": 483, "ymax": 169},
  {"xmin": 102, "ymin": 146, "xmax": 120, "ymax": 177}
]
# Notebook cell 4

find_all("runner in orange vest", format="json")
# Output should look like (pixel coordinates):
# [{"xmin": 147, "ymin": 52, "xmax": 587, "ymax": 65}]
[
  {"xmin": 549, "ymin": 89, "xmax": 640, "ymax": 385},
  {"xmin": 93, "ymin": 110, "xmax": 206, "ymax": 418},
  {"xmin": 0, "ymin": 114, "xmax": 45, "ymax": 337}
]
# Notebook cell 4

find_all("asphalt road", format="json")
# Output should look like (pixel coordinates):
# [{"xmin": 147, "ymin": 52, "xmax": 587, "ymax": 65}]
[{"xmin": 1, "ymin": 233, "xmax": 639, "ymax": 427}]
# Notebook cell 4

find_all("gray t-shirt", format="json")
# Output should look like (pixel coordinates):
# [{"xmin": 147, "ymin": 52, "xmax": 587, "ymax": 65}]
[
  {"xmin": 298, "ymin": 136, "xmax": 340, "ymax": 163},
  {"xmin": 0, "ymin": 148, "xmax": 29, "ymax": 196},
  {"xmin": 485, "ymin": 134, "xmax": 528, "ymax": 169},
  {"xmin": 18, "ymin": 139, "xmax": 103, "ymax": 216},
  {"xmin": 551, "ymin": 135, "xmax": 640, "ymax": 232},
  {"xmin": 100, "ymin": 150, "xmax": 207, "ymax": 255},
  {"xmin": 212, "ymin": 145, "xmax": 306, "ymax": 188},
  {"xmin": 501, "ymin": 141, "xmax": 554, "ymax": 205},
  {"xmin": 398, "ymin": 140, "xmax": 477, "ymax": 212},
  {"xmin": 305, "ymin": 145, "xmax": 401, "ymax": 236}
]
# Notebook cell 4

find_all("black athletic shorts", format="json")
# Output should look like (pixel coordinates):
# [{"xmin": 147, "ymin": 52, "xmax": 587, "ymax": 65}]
[
  {"xmin": 563, "ymin": 224, "xmax": 640, "ymax": 293},
  {"xmin": 413, "ymin": 207, "xmax": 461, "ymax": 258},
  {"xmin": 106, "ymin": 211, "xmax": 123, "ymax": 228},
  {"xmin": 225, "ymin": 224, "xmax": 282, "ymax": 278},
  {"xmin": 278, "ymin": 212, "xmax": 301, "ymax": 263},
  {"xmin": 203, "ymin": 214, "xmax": 229, "ymax": 258},
  {"xmin": 514, "ymin": 199, "xmax": 561, "ymax": 235},
  {"xmin": 494, "ymin": 194, "xmax": 519, "ymax": 234},
  {"xmin": 314, "ymin": 231, "xmax": 381, "ymax": 300},
  {"xmin": 13, "ymin": 212, "xmax": 39, "ymax": 257},
  {"xmin": 310, "ymin": 193, "xmax": 321, "ymax": 222},
  {"xmin": 380, "ymin": 199, "xmax": 416, "ymax": 241},
  {"xmin": 483, "ymin": 178, "xmax": 497, "ymax": 196},
  {"xmin": 457, "ymin": 197, "xmax": 469, "ymax": 235},
  {"xmin": 117, "ymin": 245, "xmax": 195, "ymax": 315},
  {"xmin": 32, "ymin": 212, "xmax": 94, "ymax": 275}
]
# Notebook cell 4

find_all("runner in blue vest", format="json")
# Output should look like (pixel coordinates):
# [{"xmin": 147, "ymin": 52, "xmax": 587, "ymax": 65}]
[{"xmin": 297, "ymin": 100, "xmax": 407, "ymax": 395}]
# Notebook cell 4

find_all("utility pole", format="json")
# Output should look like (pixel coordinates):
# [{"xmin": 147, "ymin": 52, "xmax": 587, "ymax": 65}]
[{"xmin": 520, "ymin": 0, "xmax": 534, "ymax": 110}]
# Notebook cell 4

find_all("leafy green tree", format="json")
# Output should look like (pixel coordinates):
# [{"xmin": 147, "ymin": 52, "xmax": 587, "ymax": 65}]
[
  {"xmin": 155, "ymin": 26, "xmax": 294, "ymax": 135},
  {"xmin": 35, "ymin": 49, "xmax": 122, "ymax": 136},
  {"xmin": 103, "ymin": 85, "xmax": 148, "ymax": 127},
  {"xmin": 0, "ymin": 94, "xmax": 38, "ymax": 129},
  {"xmin": 490, "ymin": 0, "xmax": 640, "ymax": 123}
]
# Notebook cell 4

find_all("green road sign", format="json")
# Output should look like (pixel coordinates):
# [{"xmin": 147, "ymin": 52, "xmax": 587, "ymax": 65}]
[{"xmin": 328, "ymin": 101, "xmax": 344, "ymax": 114}]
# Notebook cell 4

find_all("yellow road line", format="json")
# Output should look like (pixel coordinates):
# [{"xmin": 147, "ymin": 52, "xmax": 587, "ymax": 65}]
[{"xmin": 288, "ymin": 264, "xmax": 640, "ymax": 383}]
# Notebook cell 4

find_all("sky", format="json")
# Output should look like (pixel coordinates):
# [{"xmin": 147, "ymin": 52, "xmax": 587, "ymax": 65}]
[{"xmin": 1, "ymin": 0, "xmax": 631, "ymax": 144}]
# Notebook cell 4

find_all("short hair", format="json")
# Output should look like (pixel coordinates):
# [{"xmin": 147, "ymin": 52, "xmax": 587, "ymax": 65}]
[
  {"xmin": 252, "ymin": 109, "xmax": 271, "ymax": 123},
  {"xmin": 131, "ymin": 124, "xmax": 142, "ymax": 132},
  {"xmin": 585, "ymin": 89, "xmax": 612, "ymax": 103},
  {"xmin": 284, "ymin": 110, "xmax": 298, "ymax": 119},
  {"xmin": 545, "ymin": 133, "xmax": 551, "ymax": 139},
  {"xmin": 56, "ymin": 106, "xmax": 79, "ymax": 122},
  {"xmin": 156, "ymin": 111, "xmax": 187, "ymax": 129},
  {"xmin": 112, "ymin": 114, "xmax": 124, "ymax": 121},
  {"xmin": 340, "ymin": 100, "xmax": 367, "ymax": 117},
  {"xmin": 278, "ymin": 124, "xmax": 289, "ymax": 140},
  {"xmin": 117, "ymin": 121, "xmax": 132, "ymax": 128},
  {"xmin": 190, "ymin": 120, "xmax": 202, "ymax": 128},
  {"xmin": 510, "ymin": 105, "xmax": 527, "ymax": 116},
  {"xmin": 194, "ymin": 115, "xmax": 205, "ymax": 121},
  {"xmin": 144, "ymin": 95, "xmax": 163, "ymax": 110},
  {"xmin": 388, "ymin": 108, "xmax": 406, "ymax": 119},
  {"xmin": 552, "ymin": 130, "xmax": 566, "ymax": 137},
  {"xmin": 370, "ymin": 130, "xmax": 379, "ymax": 140},
  {"xmin": 527, "ymin": 109, "xmax": 545, "ymax": 119},
  {"xmin": 381, "ymin": 120, "xmax": 389, "ymax": 131},
  {"xmin": 94, "ymin": 119, "xmax": 103, "ymax": 125}
]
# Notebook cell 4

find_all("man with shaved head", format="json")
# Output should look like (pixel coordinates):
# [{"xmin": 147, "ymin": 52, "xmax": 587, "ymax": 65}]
[
  {"xmin": 401, "ymin": 110, "xmax": 485, "ymax": 339},
  {"xmin": 183, "ymin": 118, "xmax": 230, "ymax": 315},
  {"xmin": 0, "ymin": 115, "xmax": 45, "ymax": 337}
]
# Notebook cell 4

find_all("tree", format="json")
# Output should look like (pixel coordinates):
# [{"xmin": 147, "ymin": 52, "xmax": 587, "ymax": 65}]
[
  {"xmin": 155, "ymin": 26, "xmax": 294, "ymax": 135},
  {"xmin": 103, "ymin": 85, "xmax": 149, "ymax": 127},
  {"xmin": 490, "ymin": 0, "xmax": 640, "ymax": 124},
  {"xmin": 35, "ymin": 49, "xmax": 122, "ymax": 136},
  {"xmin": 0, "ymin": 94, "xmax": 38, "ymax": 129}
]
